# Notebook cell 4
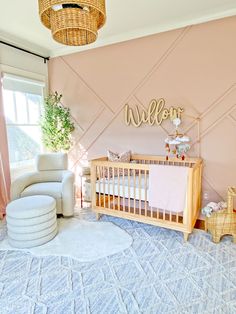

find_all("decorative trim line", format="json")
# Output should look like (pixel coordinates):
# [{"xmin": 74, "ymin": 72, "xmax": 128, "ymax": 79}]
[
  {"xmin": 203, "ymin": 175, "xmax": 224, "ymax": 200},
  {"xmin": 184, "ymin": 84, "xmax": 236, "ymax": 135},
  {"xmin": 228, "ymin": 114, "xmax": 236, "ymax": 126},
  {"xmin": 60, "ymin": 57, "xmax": 115, "ymax": 114},
  {"xmin": 120, "ymin": 26, "xmax": 191, "ymax": 113},
  {"xmin": 74, "ymin": 107, "xmax": 105, "ymax": 146}
]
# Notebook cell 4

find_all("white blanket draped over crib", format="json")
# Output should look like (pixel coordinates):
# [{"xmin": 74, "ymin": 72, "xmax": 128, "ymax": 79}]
[{"xmin": 148, "ymin": 165, "xmax": 189, "ymax": 213}]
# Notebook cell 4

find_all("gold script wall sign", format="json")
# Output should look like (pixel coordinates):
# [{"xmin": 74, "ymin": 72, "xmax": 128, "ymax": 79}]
[{"xmin": 125, "ymin": 98, "xmax": 184, "ymax": 127}]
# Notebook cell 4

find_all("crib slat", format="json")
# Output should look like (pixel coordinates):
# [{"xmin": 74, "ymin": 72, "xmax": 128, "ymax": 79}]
[
  {"xmin": 113, "ymin": 167, "xmax": 115, "ymax": 210},
  {"xmin": 98, "ymin": 166, "xmax": 101, "ymax": 207},
  {"xmin": 157, "ymin": 208, "xmax": 159, "ymax": 220},
  {"xmin": 118, "ymin": 168, "xmax": 120, "ymax": 210},
  {"xmin": 145, "ymin": 170, "xmax": 147, "ymax": 217},
  {"xmin": 128, "ymin": 169, "xmax": 130, "ymax": 213},
  {"xmin": 133, "ymin": 169, "xmax": 136, "ymax": 214},
  {"xmin": 103, "ymin": 166, "xmax": 105, "ymax": 208},
  {"xmin": 139, "ymin": 169, "xmax": 141, "ymax": 215},
  {"xmin": 108, "ymin": 167, "xmax": 110, "ymax": 209},
  {"xmin": 122, "ymin": 168, "xmax": 125, "ymax": 211}
]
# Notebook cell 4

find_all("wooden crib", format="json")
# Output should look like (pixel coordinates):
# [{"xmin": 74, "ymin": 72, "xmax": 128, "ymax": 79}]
[{"xmin": 91, "ymin": 154, "xmax": 202, "ymax": 240}]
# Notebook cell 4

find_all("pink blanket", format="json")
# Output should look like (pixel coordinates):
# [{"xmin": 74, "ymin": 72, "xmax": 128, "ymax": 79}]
[{"xmin": 148, "ymin": 165, "xmax": 189, "ymax": 213}]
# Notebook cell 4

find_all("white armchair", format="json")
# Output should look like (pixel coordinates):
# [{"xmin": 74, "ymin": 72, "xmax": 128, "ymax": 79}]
[{"xmin": 11, "ymin": 153, "xmax": 75, "ymax": 217}]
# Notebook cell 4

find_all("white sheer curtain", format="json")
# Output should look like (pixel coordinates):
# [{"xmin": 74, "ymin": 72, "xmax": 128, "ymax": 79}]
[{"xmin": 0, "ymin": 73, "xmax": 11, "ymax": 218}]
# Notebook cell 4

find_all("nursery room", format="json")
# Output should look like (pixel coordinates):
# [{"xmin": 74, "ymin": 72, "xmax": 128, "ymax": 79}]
[{"xmin": 0, "ymin": 0, "xmax": 236, "ymax": 313}]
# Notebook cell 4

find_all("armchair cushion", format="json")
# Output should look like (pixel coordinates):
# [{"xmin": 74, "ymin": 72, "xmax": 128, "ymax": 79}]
[
  {"xmin": 21, "ymin": 182, "xmax": 62, "ymax": 199},
  {"xmin": 21, "ymin": 182, "xmax": 62, "ymax": 214},
  {"xmin": 37, "ymin": 153, "xmax": 68, "ymax": 171}
]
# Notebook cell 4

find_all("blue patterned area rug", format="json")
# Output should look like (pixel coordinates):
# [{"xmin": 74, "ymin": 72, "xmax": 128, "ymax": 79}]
[{"xmin": 0, "ymin": 212, "xmax": 236, "ymax": 314}]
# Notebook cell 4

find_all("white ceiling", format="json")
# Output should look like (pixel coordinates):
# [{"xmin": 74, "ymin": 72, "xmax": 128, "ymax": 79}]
[{"xmin": 0, "ymin": 0, "xmax": 236, "ymax": 58}]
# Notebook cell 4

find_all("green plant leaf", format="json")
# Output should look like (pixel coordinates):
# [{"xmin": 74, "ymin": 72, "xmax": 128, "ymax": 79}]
[{"xmin": 40, "ymin": 91, "xmax": 75, "ymax": 152}]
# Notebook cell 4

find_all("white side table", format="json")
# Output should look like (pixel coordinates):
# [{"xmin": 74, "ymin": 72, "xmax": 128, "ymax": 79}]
[{"xmin": 80, "ymin": 167, "xmax": 91, "ymax": 208}]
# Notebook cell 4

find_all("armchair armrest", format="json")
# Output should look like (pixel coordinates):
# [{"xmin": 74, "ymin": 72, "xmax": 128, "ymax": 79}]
[
  {"xmin": 62, "ymin": 170, "xmax": 75, "ymax": 217},
  {"xmin": 10, "ymin": 172, "xmax": 40, "ymax": 201}
]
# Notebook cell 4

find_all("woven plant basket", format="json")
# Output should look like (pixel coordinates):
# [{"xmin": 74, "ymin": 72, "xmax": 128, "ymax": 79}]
[{"xmin": 206, "ymin": 187, "xmax": 236, "ymax": 243}]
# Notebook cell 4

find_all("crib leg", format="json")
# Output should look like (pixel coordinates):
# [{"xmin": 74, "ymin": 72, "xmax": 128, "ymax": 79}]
[
  {"xmin": 233, "ymin": 235, "xmax": 236, "ymax": 244},
  {"xmin": 96, "ymin": 213, "xmax": 101, "ymax": 220},
  {"xmin": 183, "ymin": 232, "xmax": 190, "ymax": 242}
]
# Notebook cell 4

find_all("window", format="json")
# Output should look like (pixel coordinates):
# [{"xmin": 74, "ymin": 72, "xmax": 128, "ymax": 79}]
[{"xmin": 2, "ymin": 74, "xmax": 45, "ymax": 179}]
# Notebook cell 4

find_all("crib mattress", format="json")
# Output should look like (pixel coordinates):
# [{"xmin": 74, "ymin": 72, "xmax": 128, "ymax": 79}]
[{"xmin": 96, "ymin": 175, "xmax": 148, "ymax": 201}]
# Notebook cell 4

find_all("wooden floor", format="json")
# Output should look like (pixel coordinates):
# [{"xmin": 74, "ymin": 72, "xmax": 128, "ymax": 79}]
[{"xmin": 194, "ymin": 218, "xmax": 205, "ymax": 230}]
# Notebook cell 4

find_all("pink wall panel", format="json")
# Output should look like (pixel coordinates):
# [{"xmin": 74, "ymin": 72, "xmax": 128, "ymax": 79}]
[
  {"xmin": 58, "ymin": 28, "xmax": 183, "ymax": 111},
  {"xmin": 49, "ymin": 16, "xmax": 236, "ymax": 203}
]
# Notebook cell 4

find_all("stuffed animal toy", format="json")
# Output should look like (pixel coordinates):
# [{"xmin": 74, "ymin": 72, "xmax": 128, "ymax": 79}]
[
  {"xmin": 217, "ymin": 201, "xmax": 227, "ymax": 211},
  {"xmin": 201, "ymin": 201, "xmax": 227, "ymax": 217},
  {"xmin": 201, "ymin": 205, "xmax": 213, "ymax": 217}
]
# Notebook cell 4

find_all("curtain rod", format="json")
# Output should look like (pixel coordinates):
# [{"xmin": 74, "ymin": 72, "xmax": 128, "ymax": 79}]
[{"xmin": 0, "ymin": 41, "xmax": 50, "ymax": 63}]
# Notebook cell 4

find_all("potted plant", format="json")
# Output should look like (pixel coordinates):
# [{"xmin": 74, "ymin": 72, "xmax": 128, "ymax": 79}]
[{"xmin": 41, "ymin": 92, "xmax": 75, "ymax": 152}]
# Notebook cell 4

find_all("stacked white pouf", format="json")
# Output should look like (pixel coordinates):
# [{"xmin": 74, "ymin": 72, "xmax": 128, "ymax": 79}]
[{"xmin": 6, "ymin": 195, "xmax": 57, "ymax": 248}]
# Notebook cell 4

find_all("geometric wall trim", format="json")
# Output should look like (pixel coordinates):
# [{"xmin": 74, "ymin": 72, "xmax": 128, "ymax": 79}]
[{"xmin": 49, "ymin": 16, "xmax": 236, "ymax": 204}]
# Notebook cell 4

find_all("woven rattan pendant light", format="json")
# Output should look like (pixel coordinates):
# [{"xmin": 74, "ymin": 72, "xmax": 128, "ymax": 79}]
[{"xmin": 38, "ymin": 0, "xmax": 106, "ymax": 46}]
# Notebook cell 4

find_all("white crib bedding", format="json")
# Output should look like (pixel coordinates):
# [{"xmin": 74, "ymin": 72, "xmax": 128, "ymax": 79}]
[{"xmin": 96, "ymin": 175, "xmax": 148, "ymax": 201}]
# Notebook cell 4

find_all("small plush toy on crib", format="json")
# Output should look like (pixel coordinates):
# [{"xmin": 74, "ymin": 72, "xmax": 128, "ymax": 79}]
[
  {"xmin": 165, "ymin": 118, "xmax": 190, "ymax": 161},
  {"xmin": 201, "ymin": 201, "xmax": 227, "ymax": 217}
]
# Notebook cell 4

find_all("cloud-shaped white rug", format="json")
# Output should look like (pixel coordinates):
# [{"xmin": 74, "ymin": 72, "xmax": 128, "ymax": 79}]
[{"xmin": 0, "ymin": 218, "xmax": 132, "ymax": 262}]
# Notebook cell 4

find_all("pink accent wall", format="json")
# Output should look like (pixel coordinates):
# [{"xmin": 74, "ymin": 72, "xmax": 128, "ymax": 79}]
[{"xmin": 49, "ymin": 16, "xmax": 236, "ymax": 203}]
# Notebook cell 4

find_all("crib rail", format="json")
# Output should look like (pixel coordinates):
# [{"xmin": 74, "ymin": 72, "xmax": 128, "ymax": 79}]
[{"xmin": 91, "ymin": 155, "xmax": 202, "ymax": 238}]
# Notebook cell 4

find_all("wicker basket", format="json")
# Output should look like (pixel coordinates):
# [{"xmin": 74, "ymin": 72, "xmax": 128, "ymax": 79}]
[{"xmin": 206, "ymin": 187, "xmax": 236, "ymax": 243}]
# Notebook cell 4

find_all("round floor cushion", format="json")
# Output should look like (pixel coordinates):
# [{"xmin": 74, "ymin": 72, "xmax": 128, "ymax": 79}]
[
  {"xmin": 6, "ymin": 195, "xmax": 56, "ymax": 219},
  {"xmin": 8, "ymin": 228, "xmax": 58, "ymax": 249},
  {"xmin": 6, "ymin": 209, "xmax": 56, "ymax": 227},
  {"xmin": 6, "ymin": 195, "xmax": 57, "ymax": 249},
  {"xmin": 7, "ymin": 216, "xmax": 57, "ymax": 235}
]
